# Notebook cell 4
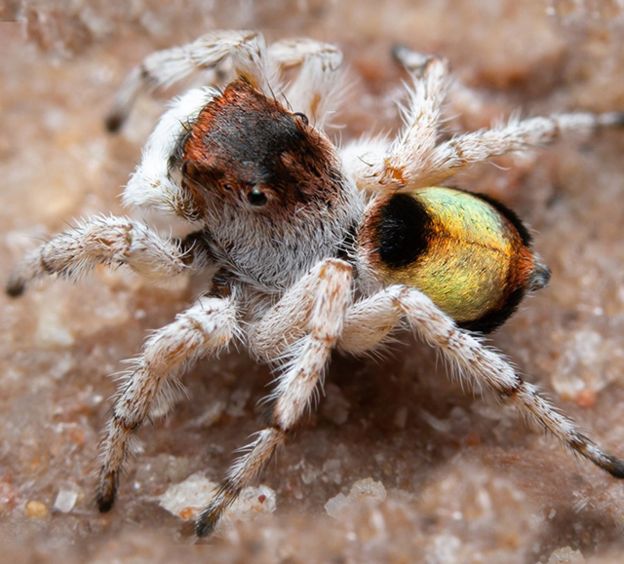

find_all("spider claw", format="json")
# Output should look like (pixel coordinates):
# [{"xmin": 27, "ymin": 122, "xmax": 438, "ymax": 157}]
[
  {"xmin": 104, "ymin": 111, "xmax": 125, "ymax": 134},
  {"xmin": 195, "ymin": 505, "xmax": 224, "ymax": 537},
  {"xmin": 5, "ymin": 274, "xmax": 25, "ymax": 298},
  {"xmin": 96, "ymin": 471, "xmax": 118, "ymax": 513},
  {"xmin": 195, "ymin": 482, "xmax": 240, "ymax": 537},
  {"xmin": 194, "ymin": 515, "xmax": 216, "ymax": 538},
  {"xmin": 391, "ymin": 44, "xmax": 432, "ymax": 75},
  {"xmin": 603, "ymin": 454, "xmax": 624, "ymax": 479}
]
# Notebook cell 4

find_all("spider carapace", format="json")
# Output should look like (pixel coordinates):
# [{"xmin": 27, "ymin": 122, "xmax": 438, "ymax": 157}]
[{"xmin": 7, "ymin": 31, "xmax": 624, "ymax": 538}]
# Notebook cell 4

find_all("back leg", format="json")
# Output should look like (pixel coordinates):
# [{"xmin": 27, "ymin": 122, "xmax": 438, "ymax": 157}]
[
  {"xmin": 405, "ymin": 111, "xmax": 624, "ymax": 189},
  {"xmin": 347, "ymin": 44, "xmax": 624, "ymax": 192},
  {"xmin": 106, "ymin": 30, "xmax": 276, "ymax": 132},
  {"xmin": 342, "ymin": 53, "xmax": 449, "ymax": 191},
  {"xmin": 338, "ymin": 285, "xmax": 624, "ymax": 479},
  {"xmin": 393, "ymin": 44, "xmax": 497, "ymax": 129},
  {"xmin": 269, "ymin": 38, "xmax": 344, "ymax": 130}
]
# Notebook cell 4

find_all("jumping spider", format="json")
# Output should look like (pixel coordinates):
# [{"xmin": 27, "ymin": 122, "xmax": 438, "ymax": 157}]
[{"xmin": 7, "ymin": 31, "xmax": 624, "ymax": 537}]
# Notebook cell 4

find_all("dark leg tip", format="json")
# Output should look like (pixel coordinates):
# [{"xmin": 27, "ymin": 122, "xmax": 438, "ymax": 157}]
[
  {"xmin": 96, "ymin": 494, "xmax": 115, "ymax": 513},
  {"xmin": 5, "ymin": 278, "xmax": 25, "ymax": 298},
  {"xmin": 96, "ymin": 472, "xmax": 118, "ymax": 513},
  {"xmin": 104, "ymin": 112, "xmax": 124, "ymax": 134},
  {"xmin": 605, "ymin": 454, "xmax": 624, "ymax": 479},
  {"xmin": 195, "ymin": 516, "xmax": 215, "ymax": 538},
  {"xmin": 599, "ymin": 112, "xmax": 624, "ymax": 129},
  {"xmin": 96, "ymin": 493, "xmax": 115, "ymax": 513},
  {"xmin": 610, "ymin": 112, "xmax": 624, "ymax": 128},
  {"xmin": 390, "ymin": 44, "xmax": 434, "ymax": 77}
]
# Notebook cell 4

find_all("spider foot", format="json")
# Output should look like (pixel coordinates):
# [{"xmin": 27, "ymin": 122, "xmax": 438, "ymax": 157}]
[
  {"xmin": 5, "ymin": 273, "xmax": 25, "ymax": 298},
  {"xmin": 96, "ymin": 471, "xmax": 118, "ymax": 513}
]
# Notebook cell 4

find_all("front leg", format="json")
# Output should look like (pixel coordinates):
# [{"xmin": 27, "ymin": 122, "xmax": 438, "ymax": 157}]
[
  {"xmin": 97, "ymin": 294, "xmax": 239, "ymax": 512},
  {"xmin": 5, "ymin": 216, "xmax": 202, "ymax": 297},
  {"xmin": 246, "ymin": 256, "xmax": 345, "ymax": 360},
  {"xmin": 195, "ymin": 258, "xmax": 353, "ymax": 536}
]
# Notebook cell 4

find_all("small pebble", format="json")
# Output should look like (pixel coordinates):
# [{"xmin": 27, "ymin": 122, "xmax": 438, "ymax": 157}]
[
  {"xmin": 158, "ymin": 473, "xmax": 276, "ymax": 523},
  {"xmin": 547, "ymin": 546, "xmax": 585, "ymax": 564},
  {"xmin": 25, "ymin": 500, "xmax": 48, "ymax": 519},
  {"xmin": 53, "ymin": 489, "xmax": 78, "ymax": 513},
  {"xmin": 574, "ymin": 389, "xmax": 596, "ymax": 408},
  {"xmin": 325, "ymin": 478, "xmax": 386, "ymax": 519}
]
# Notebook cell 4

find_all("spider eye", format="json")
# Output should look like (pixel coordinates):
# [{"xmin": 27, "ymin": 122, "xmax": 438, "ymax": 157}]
[
  {"xmin": 293, "ymin": 112, "xmax": 309, "ymax": 126},
  {"xmin": 247, "ymin": 187, "xmax": 268, "ymax": 207}
]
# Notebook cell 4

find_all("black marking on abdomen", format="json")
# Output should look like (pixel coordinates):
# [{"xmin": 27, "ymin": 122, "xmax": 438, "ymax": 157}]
[
  {"xmin": 472, "ymin": 192, "xmax": 533, "ymax": 246},
  {"xmin": 377, "ymin": 193, "xmax": 431, "ymax": 269},
  {"xmin": 459, "ymin": 286, "xmax": 525, "ymax": 334}
]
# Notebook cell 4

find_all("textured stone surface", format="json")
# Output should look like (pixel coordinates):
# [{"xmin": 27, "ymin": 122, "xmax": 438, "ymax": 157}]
[{"xmin": 2, "ymin": 1, "xmax": 624, "ymax": 562}]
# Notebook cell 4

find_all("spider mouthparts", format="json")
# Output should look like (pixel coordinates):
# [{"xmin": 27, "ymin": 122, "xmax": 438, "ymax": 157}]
[{"xmin": 528, "ymin": 258, "xmax": 551, "ymax": 292}]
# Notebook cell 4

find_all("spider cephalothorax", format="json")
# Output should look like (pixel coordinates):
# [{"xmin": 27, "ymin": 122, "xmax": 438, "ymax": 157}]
[
  {"xmin": 175, "ymin": 78, "xmax": 361, "ymax": 293},
  {"xmin": 182, "ymin": 79, "xmax": 343, "ymax": 212},
  {"xmin": 7, "ymin": 30, "xmax": 624, "ymax": 538}
]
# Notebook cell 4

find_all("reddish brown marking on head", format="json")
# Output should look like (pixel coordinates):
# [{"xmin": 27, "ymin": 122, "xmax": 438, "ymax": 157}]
[{"xmin": 182, "ymin": 79, "xmax": 343, "ymax": 213}]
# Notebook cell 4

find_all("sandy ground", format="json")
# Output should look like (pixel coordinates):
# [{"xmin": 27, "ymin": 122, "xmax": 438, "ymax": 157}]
[{"xmin": 2, "ymin": 1, "xmax": 624, "ymax": 562}]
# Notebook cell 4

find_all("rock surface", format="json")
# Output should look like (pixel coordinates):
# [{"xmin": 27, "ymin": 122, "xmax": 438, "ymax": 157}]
[{"xmin": 2, "ymin": 1, "xmax": 624, "ymax": 562}]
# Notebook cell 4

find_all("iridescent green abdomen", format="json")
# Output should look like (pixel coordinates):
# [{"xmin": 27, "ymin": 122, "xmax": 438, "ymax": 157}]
[{"xmin": 361, "ymin": 187, "xmax": 549, "ymax": 333}]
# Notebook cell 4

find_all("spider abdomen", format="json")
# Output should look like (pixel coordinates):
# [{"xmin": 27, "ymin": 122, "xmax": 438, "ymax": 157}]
[{"xmin": 361, "ymin": 187, "xmax": 549, "ymax": 333}]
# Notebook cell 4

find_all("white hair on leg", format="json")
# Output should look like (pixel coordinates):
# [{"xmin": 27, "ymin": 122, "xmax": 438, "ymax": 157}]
[
  {"xmin": 121, "ymin": 87, "xmax": 216, "ymax": 219},
  {"xmin": 344, "ymin": 56, "xmax": 450, "ymax": 191},
  {"xmin": 393, "ymin": 45, "xmax": 498, "ymax": 131},
  {"xmin": 97, "ymin": 294, "xmax": 240, "ymax": 512},
  {"xmin": 5, "ymin": 215, "xmax": 195, "ymax": 297},
  {"xmin": 106, "ymin": 30, "xmax": 276, "ymax": 131},
  {"xmin": 407, "ymin": 112, "xmax": 624, "ymax": 188},
  {"xmin": 338, "ymin": 290, "xmax": 405, "ymax": 356},
  {"xmin": 339, "ymin": 135, "xmax": 390, "ymax": 195},
  {"xmin": 270, "ymin": 38, "xmax": 345, "ymax": 130},
  {"xmin": 196, "ymin": 258, "xmax": 352, "ymax": 536},
  {"xmin": 338, "ymin": 285, "xmax": 624, "ymax": 479},
  {"xmin": 385, "ymin": 57, "xmax": 450, "ymax": 181}
]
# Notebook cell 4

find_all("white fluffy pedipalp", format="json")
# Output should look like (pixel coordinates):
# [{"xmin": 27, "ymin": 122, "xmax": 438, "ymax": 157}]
[{"xmin": 122, "ymin": 87, "xmax": 217, "ymax": 218}]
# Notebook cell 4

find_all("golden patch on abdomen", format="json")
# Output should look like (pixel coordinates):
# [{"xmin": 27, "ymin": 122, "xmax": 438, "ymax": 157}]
[{"xmin": 365, "ymin": 187, "xmax": 540, "ymax": 332}]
